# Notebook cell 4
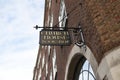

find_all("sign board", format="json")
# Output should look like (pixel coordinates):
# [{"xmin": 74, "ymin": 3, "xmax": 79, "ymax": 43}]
[{"xmin": 40, "ymin": 30, "xmax": 71, "ymax": 46}]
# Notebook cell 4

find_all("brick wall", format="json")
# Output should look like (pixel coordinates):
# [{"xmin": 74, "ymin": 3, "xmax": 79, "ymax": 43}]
[
  {"xmin": 33, "ymin": 0, "xmax": 120, "ymax": 80},
  {"xmin": 64, "ymin": 0, "xmax": 120, "ymax": 63},
  {"xmin": 55, "ymin": 0, "xmax": 120, "ymax": 79},
  {"xmin": 84, "ymin": 0, "xmax": 120, "ymax": 60}
]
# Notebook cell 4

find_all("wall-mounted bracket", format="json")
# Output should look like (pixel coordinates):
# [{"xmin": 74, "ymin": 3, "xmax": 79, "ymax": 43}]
[{"xmin": 34, "ymin": 25, "xmax": 86, "ymax": 51}]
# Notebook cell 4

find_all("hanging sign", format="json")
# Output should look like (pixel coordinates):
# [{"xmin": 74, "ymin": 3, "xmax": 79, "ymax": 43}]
[{"xmin": 40, "ymin": 30, "xmax": 71, "ymax": 46}]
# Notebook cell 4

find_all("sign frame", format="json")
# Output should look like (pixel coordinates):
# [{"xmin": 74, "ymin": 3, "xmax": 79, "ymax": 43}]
[{"xmin": 39, "ymin": 30, "xmax": 71, "ymax": 46}]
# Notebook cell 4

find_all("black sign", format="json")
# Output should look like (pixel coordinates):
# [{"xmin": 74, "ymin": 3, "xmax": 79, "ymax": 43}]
[{"xmin": 40, "ymin": 30, "xmax": 71, "ymax": 46}]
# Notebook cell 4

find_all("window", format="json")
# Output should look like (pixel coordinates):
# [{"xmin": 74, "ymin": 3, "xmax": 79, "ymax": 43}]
[
  {"xmin": 48, "ymin": 0, "xmax": 52, "ymax": 9},
  {"xmin": 59, "ymin": 0, "xmax": 67, "ymax": 30},
  {"xmin": 50, "ymin": 71, "xmax": 52, "ymax": 80},
  {"xmin": 52, "ymin": 48, "xmax": 57, "ymax": 79},
  {"xmin": 37, "ymin": 52, "xmax": 41, "ymax": 69},
  {"xmin": 46, "ymin": 62, "xmax": 48, "ymax": 76},
  {"xmin": 50, "ymin": 14, "xmax": 53, "ymax": 29},
  {"xmin": 48, "ymin": 46, "xmax": 51, "ymax": 56},
  {"xmin": 38, "ymin": 69, "xmax": 41, "ymax": 80},
  {"xmin": 42, "ymin": 54, "xmax": 45, "ymax": 69},
  {"xmin": 47, "ymin": 0, "xmax": 52, "ymax": 28},
  {"xmin": 79, "ymin": 61, "xmax": 96, "ymax": 80}
]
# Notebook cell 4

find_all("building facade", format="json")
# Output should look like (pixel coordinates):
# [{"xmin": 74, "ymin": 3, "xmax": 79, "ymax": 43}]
[{"xmin": 33, "ymin": 0, "xmax": 120, "ymax": 80}]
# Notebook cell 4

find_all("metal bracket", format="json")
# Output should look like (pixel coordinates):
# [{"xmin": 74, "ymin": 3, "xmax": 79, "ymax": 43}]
[
  {"xmin": 34, "ymin": 25, "xmax": 81, "ymax": 30},
  {"xmin": 72, "ymin": 25, "xmax": 86, "ymax": 51},
  {"xmin": 34, "ymin": 25, "xmax": 86, "ymax": 51}
]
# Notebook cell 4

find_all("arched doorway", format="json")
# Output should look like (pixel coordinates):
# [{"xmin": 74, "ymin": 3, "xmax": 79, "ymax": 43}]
[{"xmin": 65, "ymin": 45, "xmax": 98, "ymax": 80}]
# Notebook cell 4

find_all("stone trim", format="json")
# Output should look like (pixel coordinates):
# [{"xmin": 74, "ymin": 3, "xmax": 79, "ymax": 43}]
[
  {"xmin": 64, "ymin": 45, "xmax": 98, "ymax": 80},
  {"xmin": 97, "ymin": 46, "xmax": 120, "ymax": 80}
]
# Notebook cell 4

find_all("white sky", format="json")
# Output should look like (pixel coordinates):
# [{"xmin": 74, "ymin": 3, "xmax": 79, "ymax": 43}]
[{"xmin": 0, "ymin": 0, "xmax": 44, "ymax": 80}]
